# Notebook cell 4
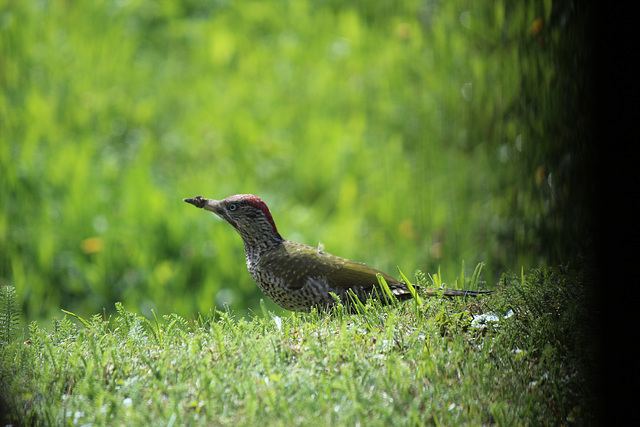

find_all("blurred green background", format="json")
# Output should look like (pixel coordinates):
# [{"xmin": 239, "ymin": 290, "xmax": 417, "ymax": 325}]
[{"xmin": 1, "ymin": 0, "xmax": 594, "ymax": 322}]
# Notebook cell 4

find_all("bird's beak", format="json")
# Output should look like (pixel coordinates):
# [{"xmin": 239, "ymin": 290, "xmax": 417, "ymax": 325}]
[{"xmin": 183, "ymin": 196, "xmax": 223, "ymax": 216}]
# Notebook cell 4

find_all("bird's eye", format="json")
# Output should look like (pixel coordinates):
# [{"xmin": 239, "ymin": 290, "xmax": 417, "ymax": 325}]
[{"xmin": 228, "ymin": 203, "xmax": 238, "ymax": 212}]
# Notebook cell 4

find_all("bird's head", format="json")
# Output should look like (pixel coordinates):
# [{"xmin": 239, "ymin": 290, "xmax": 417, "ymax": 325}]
[{"xmin": 184, "ymin": 194, "xmax": 282, "ymax": 245}]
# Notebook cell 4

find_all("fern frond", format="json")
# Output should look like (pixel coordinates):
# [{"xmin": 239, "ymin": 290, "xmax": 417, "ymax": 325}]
[{"xmin": 0, "ymin": 285, "xmax": 21, "ymax": 345}]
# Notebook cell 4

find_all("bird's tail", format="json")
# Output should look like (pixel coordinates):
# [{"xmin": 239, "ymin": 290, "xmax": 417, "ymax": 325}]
[{"xmin": 421, "ymin": 288, "xmax": 492, "ymax": 297}]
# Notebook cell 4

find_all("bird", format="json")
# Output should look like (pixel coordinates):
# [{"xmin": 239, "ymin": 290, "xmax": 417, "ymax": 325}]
[{"xmin": 184, "ymin": 194, "xmax": 491, "ymax": 312}]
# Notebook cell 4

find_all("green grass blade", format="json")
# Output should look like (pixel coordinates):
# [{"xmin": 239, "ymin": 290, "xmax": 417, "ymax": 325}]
[{"xmin": 397, "ymin": 267, "xmax": 423, "ymax": 306}]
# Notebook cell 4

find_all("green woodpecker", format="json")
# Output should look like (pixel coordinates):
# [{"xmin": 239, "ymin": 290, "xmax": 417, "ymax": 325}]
[{"xmin": 184, "ymin": 194, "xmax": 491, "ymax": 311}]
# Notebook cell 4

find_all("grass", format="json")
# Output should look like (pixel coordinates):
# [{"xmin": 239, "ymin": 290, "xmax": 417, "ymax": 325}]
[{"xmin": 0, "ymin": 264, "xmax": 600, "ymax": 425}]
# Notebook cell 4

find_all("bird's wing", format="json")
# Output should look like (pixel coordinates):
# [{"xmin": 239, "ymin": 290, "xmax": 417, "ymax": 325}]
[{"xmin": 257, "ymin": 241, "xmax": 403, "ymax": 291}]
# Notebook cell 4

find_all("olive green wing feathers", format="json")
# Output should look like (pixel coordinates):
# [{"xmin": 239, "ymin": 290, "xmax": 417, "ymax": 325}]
[{"xmin": 257, "ymin": 241, "xmax": 404, "ymax": 292}]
